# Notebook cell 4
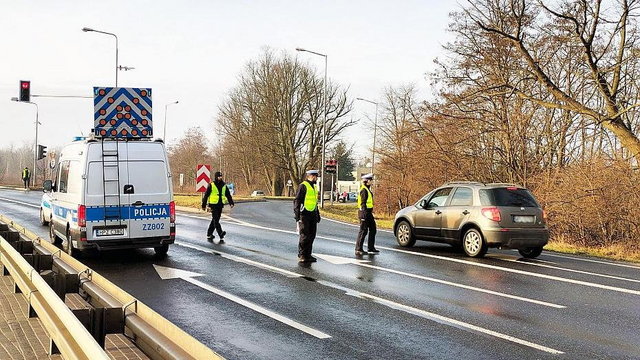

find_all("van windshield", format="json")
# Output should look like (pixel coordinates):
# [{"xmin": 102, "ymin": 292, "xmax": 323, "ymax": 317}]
[{"xmin": 479, "ymin": 188, "xmax": 539, "ymax": 207}]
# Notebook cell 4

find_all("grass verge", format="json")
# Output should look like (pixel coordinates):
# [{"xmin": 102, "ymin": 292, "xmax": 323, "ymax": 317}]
[
  {"xmin": 544, "ymin": 239, "xmax": 640, "ymax": 263},
  {"xmin": 174, "ymin": 195, "xmax": 264, "ymax": 208},
  {"xmin": 319, "ymin": 204, "xmax": 395, "ymax": 229}
]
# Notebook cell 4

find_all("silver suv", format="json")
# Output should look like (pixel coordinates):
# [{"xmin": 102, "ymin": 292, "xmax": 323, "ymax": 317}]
[{"xmin": 393, "ymin": 182, "xmax": 549, "ymax": 258}]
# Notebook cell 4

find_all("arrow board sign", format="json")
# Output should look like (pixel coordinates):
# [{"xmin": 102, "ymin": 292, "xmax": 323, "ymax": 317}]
[
  {"xmin": 196, "ymin": 164, "xmax": 211, "ymax": 192},
  {"xmin": 93, "ymin": 87, "xmax": 152, "ymax": 138}
]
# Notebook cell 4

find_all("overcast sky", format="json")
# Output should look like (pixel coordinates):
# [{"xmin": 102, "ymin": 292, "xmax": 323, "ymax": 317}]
[{"xmin": 0, "ymin": 0, "xmax": 457, "ymax": 160}]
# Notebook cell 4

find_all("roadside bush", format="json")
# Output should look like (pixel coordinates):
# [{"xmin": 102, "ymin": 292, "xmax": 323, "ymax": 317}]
[{"xmin": 532, "ymin": 158, "xmax": 640, "ymax": 251}]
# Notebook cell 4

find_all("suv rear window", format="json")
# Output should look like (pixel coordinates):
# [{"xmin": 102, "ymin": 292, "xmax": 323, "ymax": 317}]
[{"xmin": 479, "ymin": 188, "xmax": 539, "ymax": 207}]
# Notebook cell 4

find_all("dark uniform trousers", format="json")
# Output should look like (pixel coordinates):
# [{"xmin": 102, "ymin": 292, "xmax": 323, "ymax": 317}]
[
  {"xmin": 355, "ymin": 210, "xmax": 377, "ymax": 251},
  {"xmin": 298, "ymin": 212, "xmax": 318, "ymax": 258},
  {"xmin": 207, "ymin": 205, "xmax": 224, "ymax": 237}
]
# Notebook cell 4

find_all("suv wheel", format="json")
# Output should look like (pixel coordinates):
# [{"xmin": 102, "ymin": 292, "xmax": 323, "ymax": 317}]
[
  {"xmin": 518, "ymin": 246, "xmax": 543, "ymax": 258},
  {"xmin": 462, "ymin": 228, "xmax": 487, "ymax": 258},
  {"xmin": 395, "ymin": 221, "xmax": 416, "ymax": 247}
]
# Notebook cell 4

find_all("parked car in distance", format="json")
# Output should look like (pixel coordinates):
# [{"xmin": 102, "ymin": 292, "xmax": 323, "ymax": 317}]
[
  {"xmin": 393, "ymin": 182, "xmax": 549, "ymax": 258},
  {"xmin": 251, "ymin": 190, "xmax": 266, "ymax": 197}
]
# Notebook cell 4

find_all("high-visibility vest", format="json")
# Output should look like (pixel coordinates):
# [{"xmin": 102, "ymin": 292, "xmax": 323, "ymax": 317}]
[
  {"xmin": 302, "ymin": 181, "xmax": 318, "ymax": 212},
  {"xmin": 208, "ymin": 183, "xmax": 229, "ymax": 205},
  {"xmin": 22, "ymin": 169, "xmax": 29, "ymax": 179},
  {"xmin": 358, "ymin": 185, "xmax": 374, "ymax": 209}
]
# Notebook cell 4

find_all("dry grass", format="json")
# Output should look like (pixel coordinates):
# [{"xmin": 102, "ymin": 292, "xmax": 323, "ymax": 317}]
[
  {"xmin": 545, "ymin": 236, "xmax": 640, "ymax": 263},
  {"xmin": 319, "ymin": 204, "xmax": 395, "ymax": 229},
  {"xmin": 174, "ymin": 194, "xmax": 263, "ymax": 208}
]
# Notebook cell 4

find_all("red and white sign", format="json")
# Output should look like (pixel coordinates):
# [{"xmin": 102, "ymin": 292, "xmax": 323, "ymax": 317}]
[{"xmin": 196, "ymin": 164, "xmax": 211, "ymax": 192}]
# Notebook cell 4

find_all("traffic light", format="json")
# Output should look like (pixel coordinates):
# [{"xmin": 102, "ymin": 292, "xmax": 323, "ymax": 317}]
[
  {"xmin": 19, "ymin": 80, "xmax": 30, "ymax": 102},
  {"xmin": 325, "ymin": 159, "xmax": 337, "ymax": 174},
  {"xmin": 37, "ymin": 145, "xmax": 47, "ymax": 160}
]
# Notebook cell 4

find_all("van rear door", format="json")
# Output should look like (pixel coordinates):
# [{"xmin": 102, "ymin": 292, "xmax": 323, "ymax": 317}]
[
  {"xmin": 125, "ymin": 142, "xmax": 171, "ymax": 240},
  {"xmin": 85, "ymin": 142, "xmax": 130, "ymax": 241}
]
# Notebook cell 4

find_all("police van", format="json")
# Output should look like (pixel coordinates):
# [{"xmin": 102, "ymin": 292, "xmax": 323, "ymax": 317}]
[{"xmin": 42, "ymin": 137, "xmax": 175, "ymax": 257}]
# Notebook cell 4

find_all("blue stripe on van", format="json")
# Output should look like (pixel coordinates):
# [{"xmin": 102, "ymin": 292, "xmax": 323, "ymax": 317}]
[
  {"xmin": 86, "ymin": 204, "xmax": 170, "ymax": 222},
  {"xmin": 52, "ymin": 205, "xmax": 78, "ymax": 222}
]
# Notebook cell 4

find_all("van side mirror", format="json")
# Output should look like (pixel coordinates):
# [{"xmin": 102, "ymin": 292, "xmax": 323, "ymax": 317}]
[{"xmin": 43, "ymin": 180, "xmax": 52, "ymax": 192}]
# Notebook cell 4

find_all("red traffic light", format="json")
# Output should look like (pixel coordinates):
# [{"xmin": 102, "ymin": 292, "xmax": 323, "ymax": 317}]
[{"xmin": 19, "ymin": 80, "xmax": 31, "ymax": 102}]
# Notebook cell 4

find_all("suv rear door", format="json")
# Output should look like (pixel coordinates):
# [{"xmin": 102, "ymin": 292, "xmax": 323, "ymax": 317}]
[{"xmin": 479, "ymin": 187, "xmax": 544, "ymax": 228}]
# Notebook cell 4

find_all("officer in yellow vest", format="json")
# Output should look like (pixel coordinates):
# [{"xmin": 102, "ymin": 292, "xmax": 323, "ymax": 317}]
[
  {"xmin": 201, "ymin": 171, "xmax": 234, "ymax": 243},
  {"xmin": 22, "ymin": 167, "xmax": 31, "ymax": 189},
  {"xmin": 293, "ymin": 170, "xmax": 321, "ymax": 263},
  {"xmin": 355, "ymin": 173, "xmax": 378, "ymax": 256}
]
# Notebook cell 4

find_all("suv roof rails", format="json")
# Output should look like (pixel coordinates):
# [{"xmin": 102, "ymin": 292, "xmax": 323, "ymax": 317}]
[
  {"xmin": 486, "ymin": 183, "xmax": 523, "ymax": 188},
  {"xmin": 443, "ymin": 181, "xmax": 485, "ymax": 186}
]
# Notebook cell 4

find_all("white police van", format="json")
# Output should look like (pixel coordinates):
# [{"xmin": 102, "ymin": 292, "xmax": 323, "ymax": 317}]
[{"xmin": 42, "ymin": 137, "xmax": 175, "ymax": 257}]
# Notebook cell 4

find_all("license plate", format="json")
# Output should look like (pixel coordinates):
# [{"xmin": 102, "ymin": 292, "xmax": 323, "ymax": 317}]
[
  {"xmin": 96, "ymin": 228, "xmax": 125, "ymax": 236},
  {"xmin": 513, "ymin": 215, "xmax": 535, "ymax": 223}
]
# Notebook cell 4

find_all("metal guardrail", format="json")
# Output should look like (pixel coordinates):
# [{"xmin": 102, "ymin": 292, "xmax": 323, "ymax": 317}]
[
  {"xmin": 0, "ymin": 230, "xmax": 110, "ymax": 360},
  {"xmin": 0, "ymin": 214, "xmax": 223, "ymax": 360}
]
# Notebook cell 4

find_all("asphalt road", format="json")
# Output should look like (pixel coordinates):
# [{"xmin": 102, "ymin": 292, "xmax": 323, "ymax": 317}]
[{"xmin": 1, "ymin": 188, "xmax": 639, "ymax": 359}]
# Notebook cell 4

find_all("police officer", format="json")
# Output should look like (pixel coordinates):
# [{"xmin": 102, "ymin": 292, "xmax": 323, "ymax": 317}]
[
  {"xmin": 21, "ymin": 167, "xmax": 30, "ymax": 189},
  {"xmin": 355, "ymin": 173, "xmax": 378, "ymax": 256},
  {"xmin": 201, "ymin": 171, "xmax": 234, "ymax": 243},
  {"xmin": 293, "ymin": 170, "xmax": 321, "ymax": 263}
]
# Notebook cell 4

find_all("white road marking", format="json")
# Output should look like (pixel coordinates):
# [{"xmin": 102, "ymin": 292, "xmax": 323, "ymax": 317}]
[
  {"xmin": 314, "ymin": 253, "xmax": 566, "ymax": 308},
  {"xmin": 172, "ymin": 243, "xmax": 563, "ymax": 354},
  {"xmin": 206, "ymin": 214, "xmax": 640, "ymax": 297},
  {"xmin": 541, "ymin": 252, "xmax": 640, "ymax": 270},
  {"xmin": 349, "ymin": 287, "xmax": 564, "ymax": 355},
  {"xmin": 0, "ymin": 196, "xmax": 40, "ymax": 208},
  {"xmin": 496, "ymin": 257, "xmax": 640, "ymax": 284},
  {"xmin": 153, "ymin": 264, "xmax": 330, "ymax": 339},
  {"xmin": 175, "ymin": 241, "xmax": 302, "ymax": 278}
]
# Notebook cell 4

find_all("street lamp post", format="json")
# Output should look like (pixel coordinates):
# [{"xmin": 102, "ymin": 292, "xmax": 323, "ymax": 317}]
[
  {"xmin": 163, "ymin": 101, "xmax": 179, "ymax": 140},
  {"xmin": 12, "ymin": 97, "xmax": 39, "ymax": 187},
  {"xmin": 296, "ymin": 47, "xmax": 328, "ymax": 208},
  {"xmin": 356, "ymin": 97, "xmax": 379, "ymax": 176},
  {"xmin": 82, "ymin": 27, "xmax": 119, "ymax": 86}
]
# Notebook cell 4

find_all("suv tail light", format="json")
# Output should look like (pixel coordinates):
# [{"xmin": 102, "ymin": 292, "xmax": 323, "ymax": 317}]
[
  {"xmin": 170, "ymin": 201, "xmax": 175, "ymax": 223},
  {"xmin": 481, "ymin": 207, "xmax": 501, "ymax": 222},
  {"xmin": 78, "ymin": 205, "xmax": 86, "ymax": 227},
  {"xmin": 542, "ymin": 209, "xmax": 547, "ymax": 221}
]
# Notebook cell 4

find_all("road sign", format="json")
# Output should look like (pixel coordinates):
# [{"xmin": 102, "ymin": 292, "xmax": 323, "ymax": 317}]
[
  {"xmin": 179, "ymin": 173, "xmax": 184, "ymax": 187},
  {"xmin": 93, "ymin": 87, "xmax": 152, "ymax": 138},
  {"xmin": 196, "ymin": 164, "xmax": 211, "ymax": 192}
]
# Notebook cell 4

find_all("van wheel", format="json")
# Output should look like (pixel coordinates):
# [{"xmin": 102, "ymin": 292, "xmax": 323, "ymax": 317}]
[
  {"xmin": 40, "ymin": 209, "xmax": 48, "ymax": 226},
  {"xmin": 154, "ymin": 244, "xmax": 169, "ymax": 257},
  {"xmin": 462, "ymin": 228, "xmax": 487, "ymax": 258},
  {"xmin": 395, "ymin": 221, "xmax": 416, "ymax": 247},
  {"xmin": 49, "ymin": 220, "xmax": 62, "ymax": 245},
  {"xmin": 518, "ymin": 246, "xmax": 543, "ymax": 258},
  {"xmin": 64, "ymin": 230, "xmax": 80, "ymax": 258}
]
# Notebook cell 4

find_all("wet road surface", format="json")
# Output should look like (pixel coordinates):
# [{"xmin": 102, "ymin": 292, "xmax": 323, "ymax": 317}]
[{"xmin": 1, "ymin": 188, "xmax": 639, "ymax": 359}]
